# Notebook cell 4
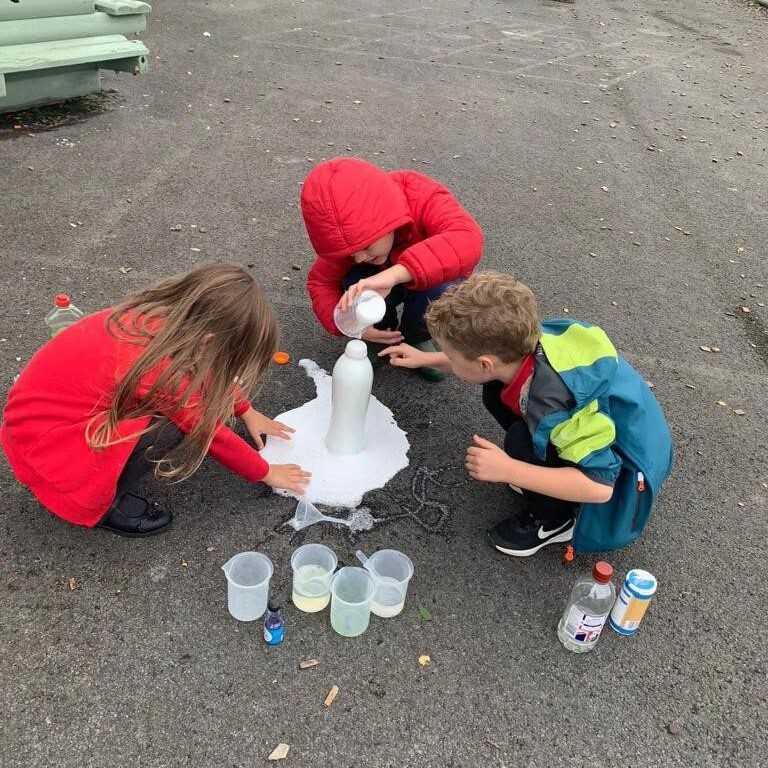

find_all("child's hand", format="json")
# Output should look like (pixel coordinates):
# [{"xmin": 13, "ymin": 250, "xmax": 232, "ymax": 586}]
[
  {"xmin": 465, "ymin": 435, "xmax": 515, "ymax": 483},
  {"xmin": 339, "ymin": 265, "xmax": 412, "ymax": 311},
  {"xmin": 339, "ymin": 276, "xmax": 392, "ymax": 312},
  {"xmin": 242, "ymin": 408, "xmax": 294, "ymax": 449},
  {"xmin": 362, "ymin": 327, "xmax": 404, "ymax": 345},
  {"xmin": 263, "ymin": 464, "xmax": 312, "ymax": 494},
  {"xmin": 378, "ymin": 343, "xmax": 428, "ymax": 369}
]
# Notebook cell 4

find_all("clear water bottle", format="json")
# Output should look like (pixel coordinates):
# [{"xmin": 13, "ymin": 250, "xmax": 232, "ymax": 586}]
[
  {"xmin": 557, "ymin": 561, "xmax": 616, "ymax": 653},
  {"xmin": 45, "ymin": 294, "xmax": 83, "ymax": 337},
  {"xmin": 263, "ymin": 599, "xmax": 285, "ymax": 646}
]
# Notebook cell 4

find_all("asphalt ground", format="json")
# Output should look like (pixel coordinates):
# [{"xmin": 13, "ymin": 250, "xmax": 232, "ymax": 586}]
[{"xmin": 1, "ymin": 0, "xmax": 767, "ymax": 766}]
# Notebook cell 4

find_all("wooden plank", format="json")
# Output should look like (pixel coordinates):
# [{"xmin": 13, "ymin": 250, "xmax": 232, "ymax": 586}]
[
  {"xmin": 0, "ymin": 12, "xmax": 147, "ymax": 47},
  {"xmin": 0, "ymin": 1, "xmax": 94, "ymax": 22},
  {"xmin": 0, "ymin": 35, "xmax": 147, "ymax": 74}
]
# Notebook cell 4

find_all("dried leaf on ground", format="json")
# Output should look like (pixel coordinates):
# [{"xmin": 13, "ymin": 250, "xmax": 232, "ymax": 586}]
[
  {"xmin": 299, "ymin": 659, "xmax": 319, "ymax": 669},
  {"xmin": 68, "ymin": 577, "xmax": 77, "ymax": 591},
  {"xmin": 418, "ymin": 654, "xmax": 431, "ymax": 667}
]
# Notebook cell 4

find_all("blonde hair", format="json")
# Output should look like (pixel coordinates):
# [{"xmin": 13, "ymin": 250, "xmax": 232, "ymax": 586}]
[
  {"xmin": 87, "ymin": 263, "xmax": 278, "ymax": 481},
  {"xmin": 426, "ymin": 272, "xmax": 540, "ymax": 363}
]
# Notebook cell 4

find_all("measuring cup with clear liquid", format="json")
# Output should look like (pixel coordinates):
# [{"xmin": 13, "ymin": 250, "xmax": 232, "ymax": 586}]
[
  {"xmin": 291, "ymin": 543, "xmax": 338, "ymax": 613},
  {"xmin": 330, "ymin": 567, "xmax": 376, "ymax": 637},
  {"xmin": 356, "ymin": 548, "xmax": 414, "ymax": 618}
]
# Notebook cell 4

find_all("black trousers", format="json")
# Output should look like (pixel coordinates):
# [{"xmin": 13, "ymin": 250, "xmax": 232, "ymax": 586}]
[
  {"xmin": 114, "ymin": 420, "xmax": 185, "ymax": 500},
  {"xmin": 482, "ymin": 381, "xmax": 577, "ymax": 525}
]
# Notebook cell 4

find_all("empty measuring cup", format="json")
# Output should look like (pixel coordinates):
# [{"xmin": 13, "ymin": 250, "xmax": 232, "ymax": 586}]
[
  {"xmin": 291, "ymin": 543, "xmax": 338, "ymax": 613},
  {"xmin": 330, "ymin": 567, "xmax": 376, "ymax": 637},
  {"xmin": 222, "ymin": 552, "xmax": 273, "ymax": 621},
  {"xmin": 358, "ymin": 549, "xmax": 414, "ymax": 618}
]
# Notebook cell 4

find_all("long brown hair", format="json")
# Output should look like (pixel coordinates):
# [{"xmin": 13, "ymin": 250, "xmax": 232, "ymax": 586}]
[{"xmin": 87, "ymin": 263, "xmax": 278, "ymax": 481}]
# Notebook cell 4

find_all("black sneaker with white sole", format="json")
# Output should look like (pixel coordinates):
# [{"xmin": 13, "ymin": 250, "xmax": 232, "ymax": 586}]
[{"xmin": 488, "ymin": 509, "xmax": 574, "ymax": 557}]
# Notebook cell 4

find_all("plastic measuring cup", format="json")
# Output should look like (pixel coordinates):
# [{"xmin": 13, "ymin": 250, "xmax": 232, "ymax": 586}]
[
  {"xmin": 330, "ymin": 567, "xmax": 376, "ymax": 637},
  {"xmin": 357, "ymin": 549, "xmax": 414, "ymax": 618},
  {"xmin": 291, "ymin": 543, "xmax": 338, "ymax": 613},
  {"xmin": 221, "ymin": 552, "xmax": 273, "ymax": 621},
  {"xmin": 333, "ymin": 290, "xmax": 387, "ymax": 338}
]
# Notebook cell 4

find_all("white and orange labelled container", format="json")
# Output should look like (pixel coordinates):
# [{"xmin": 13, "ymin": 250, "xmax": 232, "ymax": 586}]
[{"xmin": 609, "ymin": 569, "xmax": 657, "ymax": 636}]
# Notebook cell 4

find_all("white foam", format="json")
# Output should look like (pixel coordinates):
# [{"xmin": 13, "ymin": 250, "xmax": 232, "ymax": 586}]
[{"xmin": 260, "ymin": 359, "xmax": 410, "ymax": 508}]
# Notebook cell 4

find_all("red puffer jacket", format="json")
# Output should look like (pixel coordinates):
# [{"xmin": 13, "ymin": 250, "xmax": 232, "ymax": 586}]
[{"xmin": 300, "ymin": 158, "xmax": 483, "ymax": 334}]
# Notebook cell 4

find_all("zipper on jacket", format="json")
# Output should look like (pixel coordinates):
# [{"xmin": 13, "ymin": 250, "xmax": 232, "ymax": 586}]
[{"xmin": 632, "ymin": 471, "xmax": 645, "ymax": 531}]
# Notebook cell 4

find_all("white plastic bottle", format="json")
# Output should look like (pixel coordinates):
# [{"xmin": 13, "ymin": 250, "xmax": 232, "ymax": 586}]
[
  {"xmin": 333, "ymin": 290, "xmax": 387, "ymax": 338},
  {"xmin": 45, "ymin": 294, "xmax": 84, "ymax": 337},
  {"xmin": 325, "ymin": 339, "xmax": 373, "ymax": 455},
  {"xmin": 557, "ymin": 561, "xmax": 616, "ymax": 653}
]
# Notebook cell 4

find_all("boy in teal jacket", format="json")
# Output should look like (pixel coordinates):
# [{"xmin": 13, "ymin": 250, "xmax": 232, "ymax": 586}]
[{"xmin": 380, "ymin": 272, "xmax": 674, "ymax": 555}]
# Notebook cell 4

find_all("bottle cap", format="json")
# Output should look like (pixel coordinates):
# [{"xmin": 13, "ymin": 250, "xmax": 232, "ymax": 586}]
[
  {"xmin": 55, "ymin": 294, "xmax": 71, "ymax": 308},
  {"xmin": 593, "ymin": 561, "xmax": 613, "ymax": 584},
  {"xmin": 272, "ymin": 351, "xmax": 290, "ymax": 365},
  {"xmin": 267, "ymin": 599, "xmax": 281, "ymax": 612},
  {"xmin": 345, "ymin": 339, "xmax": 368, "ymax": 360}
]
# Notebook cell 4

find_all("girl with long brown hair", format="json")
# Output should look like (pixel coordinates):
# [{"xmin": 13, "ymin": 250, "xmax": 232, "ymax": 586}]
[{"xmin": 1, "ymin": 263, "xmax": 310, "ymax": 536}]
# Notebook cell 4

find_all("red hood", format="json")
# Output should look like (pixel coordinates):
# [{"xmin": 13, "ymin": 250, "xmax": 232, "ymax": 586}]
[{"xmin": 300, "ymin": 158, "xmax": 413, "ymax": 260}]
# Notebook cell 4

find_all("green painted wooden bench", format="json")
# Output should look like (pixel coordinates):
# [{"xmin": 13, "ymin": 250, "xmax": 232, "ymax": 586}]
[{"xmin": 0, "ymin": 0, "xmax": 151, "ymax": 112}]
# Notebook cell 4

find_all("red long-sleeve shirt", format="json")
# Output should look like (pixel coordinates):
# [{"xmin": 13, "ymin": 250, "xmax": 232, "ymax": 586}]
[{"xmin": 0, "ymin": 309, "xmax": 269, "ymax": 527}]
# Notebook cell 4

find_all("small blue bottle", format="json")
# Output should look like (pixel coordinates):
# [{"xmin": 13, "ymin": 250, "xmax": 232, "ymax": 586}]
[{"xmin": 263, "ymin": 599, "xmax": 285, "ymax": 646}]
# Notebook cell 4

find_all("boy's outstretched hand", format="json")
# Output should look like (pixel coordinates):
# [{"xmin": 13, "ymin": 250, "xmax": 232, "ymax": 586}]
[
  {"xmin": 263, "ymin": 464, "xmax": 312, "ymax": 494},
  {"xmin": 378, "ymin": 343, "xmax": 429, "ymax": 369},
  {"xmin": 466, "ymin": 435, "xmax": 514, "ymax": 483}
]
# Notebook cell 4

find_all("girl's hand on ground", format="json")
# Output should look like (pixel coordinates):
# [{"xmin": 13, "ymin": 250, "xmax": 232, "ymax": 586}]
[
  {"xmin": 362, "ymin": 327, "xmax": 404, "ymax": 345},
  {"xmin": 465, "ymin": 435, "xmax": 515, "ymax": 483},
  {"xmin": 378, "ymin": 343, "xmax": 428, "ymax": 369},
  {"xmin": 243, "ymin": 409, "xmax": 294, "ymax": 449},
  {"xmin": 263, "ymin": 464, "xmax": 312, "ymax": 494}
]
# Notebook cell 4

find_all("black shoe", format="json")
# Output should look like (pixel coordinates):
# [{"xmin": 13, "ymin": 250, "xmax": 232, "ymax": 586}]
[
  {"xmin": 98, "ymin": 492, "xmax": 172, "ymax": 537},
  {"xmin": 488, "ymin": 508, "xmax": 574, "ymax": 557}
]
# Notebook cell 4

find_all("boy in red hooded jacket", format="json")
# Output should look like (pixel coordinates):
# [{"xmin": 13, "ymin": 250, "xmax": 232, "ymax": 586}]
[{"xmin": 300, "ymin": 158, "xmax": 483, "ymax": 380}]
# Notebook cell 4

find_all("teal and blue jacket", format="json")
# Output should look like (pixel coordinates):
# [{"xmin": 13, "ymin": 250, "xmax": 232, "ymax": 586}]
[{"xmin": 524, "ymin": 319, "xmax": 674, "ymax": 552}]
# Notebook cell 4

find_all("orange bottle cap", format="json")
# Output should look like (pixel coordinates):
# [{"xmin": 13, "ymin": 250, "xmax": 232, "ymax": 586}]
[{"xmin": 272, "ymin": 351, "xmax": 290, "ymax": 365}]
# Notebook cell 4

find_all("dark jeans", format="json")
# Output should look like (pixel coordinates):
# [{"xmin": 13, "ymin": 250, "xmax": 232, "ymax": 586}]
[
  {"xmin": 342, "ymin": 264, "xmax": 458, "ymax": 344},
  {"xmin": 482, "ymin": 381, "xmax": 577, "ymax": 525},
  {"xmin": 114, "ymin": 419, "xmax": 185, "ymax": 500}
]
